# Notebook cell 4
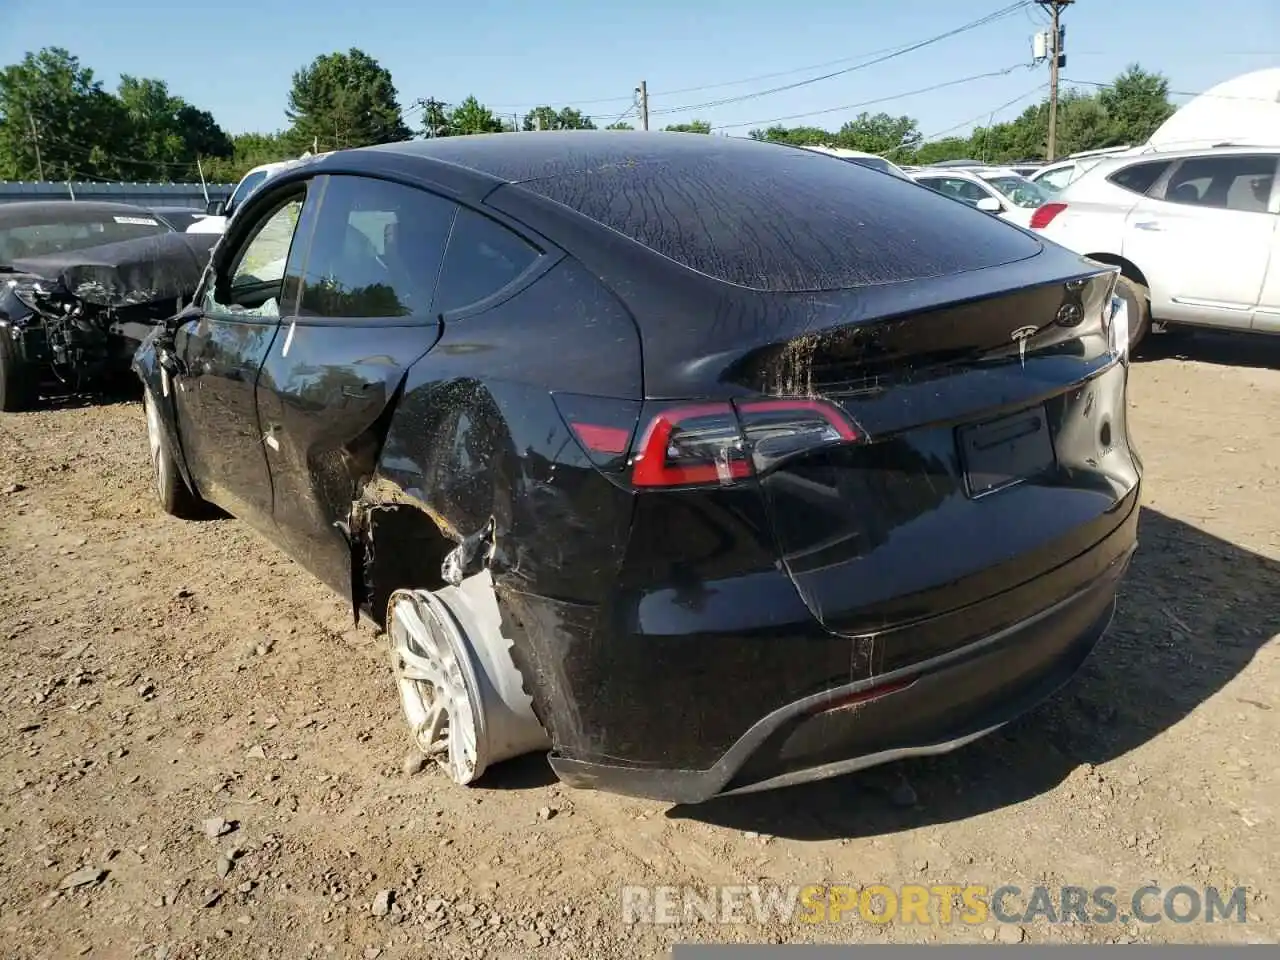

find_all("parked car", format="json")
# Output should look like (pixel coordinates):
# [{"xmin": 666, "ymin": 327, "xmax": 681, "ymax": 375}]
[
  {"xmin": 136, "ymin": 131, "xmax": 1139, "ymax": 803},
  {"xmin": 187, "ymin": 158, "xmax": 303, "ymax": 235},
  {"xmin": 796, "ymin": 145, "xmax": 913, "ymax": 180},
  {"xmin": 911, "ymin": 166, "xmax": 1056, "ymax": 228},
  {"xmin": 1029, "ymin": 145, "xmax": 1280, "ymax": 345},
  {"xmin": 1030, "ymin": 146, "xmax": 1139, "ymax": 194},
  {"xmin": 0, "ymin": 201, "xmax": 217, "ymax": 411}
]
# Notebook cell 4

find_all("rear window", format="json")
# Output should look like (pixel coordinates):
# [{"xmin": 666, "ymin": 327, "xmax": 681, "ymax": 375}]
[
  {"xmin": 0, "ymin": 211, "xmax": 170, "ymax": 261},
  {"xmin": 516, "ymin": 141, "xmax": 1041, "ymax": 292}
]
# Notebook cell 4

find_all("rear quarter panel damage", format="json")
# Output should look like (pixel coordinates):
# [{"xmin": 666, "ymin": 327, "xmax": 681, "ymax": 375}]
[{"xmin": 350, "ymin": 257, "xmax": 643, "ymax": 753}]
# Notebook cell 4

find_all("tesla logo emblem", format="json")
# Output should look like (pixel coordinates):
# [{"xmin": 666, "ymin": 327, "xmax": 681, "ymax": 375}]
[{"xmin": 1011, "ymin": 325, "xmax": 1038, "ymax": 366}]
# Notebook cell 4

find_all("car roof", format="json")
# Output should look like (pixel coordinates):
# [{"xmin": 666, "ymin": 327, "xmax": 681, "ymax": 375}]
[
  {"xmin": 0, "ymin": 200, "xmax": 172, "ymax": 226},
  {"xmin": 338, "ymin": 131, "xmax": 1042, "ymax": 293}
]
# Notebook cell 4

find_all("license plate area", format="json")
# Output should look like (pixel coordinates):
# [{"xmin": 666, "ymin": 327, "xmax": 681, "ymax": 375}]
[{"xmin": 957, "ymin": 404, "xmax": 1055, "ymax": 498}]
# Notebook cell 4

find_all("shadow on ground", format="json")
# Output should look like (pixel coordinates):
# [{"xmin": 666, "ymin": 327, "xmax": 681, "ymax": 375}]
[
  {"xmin": 665, "ymin": 507, "xmax": 1277, "ymax": 839},
  {"xmin": 1135, "ymin": 328, "xmax": 1280, "ymax": 369}
]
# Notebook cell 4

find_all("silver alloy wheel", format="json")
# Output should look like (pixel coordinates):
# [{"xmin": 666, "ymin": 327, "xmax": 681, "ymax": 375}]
[
  {"xmin": 388, "ymin": 590, "xmax": 483, "ymax": 785},
  {"xmin": 143, "ymin": 390, "xmax": 165, "ymax": 497}
]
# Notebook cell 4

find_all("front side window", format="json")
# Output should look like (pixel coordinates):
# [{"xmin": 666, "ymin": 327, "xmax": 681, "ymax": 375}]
[
  {"xmin": 1162, "ymin": 155, "xmax": 1277, "ymax": 213},
  {"xmin": 297, "ymin": 176, "xmax": 456, "ymax": 319},
  {"xmin": 206, "ymin": 195, "xmax": 304, "ymax": 318},
  {"xmin": 981, "ymin": 175, "xmax": 1052, "ymax": 209},
  {"xmin": 433, "ymin": 208, "xmax": 540, "ymax": 314}
]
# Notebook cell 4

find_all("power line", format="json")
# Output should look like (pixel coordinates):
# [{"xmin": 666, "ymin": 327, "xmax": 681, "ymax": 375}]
[
  {"xmin": 711, "ymin": 64, "xmax": 1036, "ymax": 132},
  {"xmin": 472, "ymin": 1, "xmax": 1032, "ymax": 115},
  {"xmin": 885, "ymin": 82, "xmax": 1050, "ymax": 157},
  {"xmin": 1062, "ymin": 76, "xmax": 1280, "ymax": 101},
  {"xmin": 647, "ymin": 2, "xmax": 1034, "ymax": 118}
]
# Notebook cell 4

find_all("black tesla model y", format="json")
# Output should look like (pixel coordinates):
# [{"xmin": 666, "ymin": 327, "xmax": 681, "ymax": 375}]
[{"xmin": 135, "ymin": 131, "xmax": 1140, "ymax": 804}]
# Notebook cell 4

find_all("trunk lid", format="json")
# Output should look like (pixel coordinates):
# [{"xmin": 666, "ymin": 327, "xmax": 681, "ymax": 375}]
[{"xmin": 736, "ymin": 265, "xmax": 1139, "ymax": 636}]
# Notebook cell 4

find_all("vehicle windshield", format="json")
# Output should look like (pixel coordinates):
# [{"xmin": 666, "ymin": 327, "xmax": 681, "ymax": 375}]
[
  {"xmin": 0, "ymin": 210, "xmax": 171, "ymax": 263},
  {"xmin": 228, "ymin": 169, "xmax": 272, "ymax": 210},
  {"xmin": 980, "ymin": 174, "xmax": 1053, "ymax": 209}
]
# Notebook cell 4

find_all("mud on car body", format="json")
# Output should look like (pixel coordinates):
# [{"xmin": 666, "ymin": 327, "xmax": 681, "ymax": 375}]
[
  {"xmin": 135, "ymin": 132, "xmax": 1141, "ymax": 804},
  {"xmin": 0, "ymin": 201, "xmax": 217, "ymax": 411}
]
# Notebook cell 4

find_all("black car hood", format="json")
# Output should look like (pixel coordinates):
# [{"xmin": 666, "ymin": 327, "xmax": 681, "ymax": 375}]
[{"xmin": 8, "ymin": 232, "xmax": 217, "ymax": 308}]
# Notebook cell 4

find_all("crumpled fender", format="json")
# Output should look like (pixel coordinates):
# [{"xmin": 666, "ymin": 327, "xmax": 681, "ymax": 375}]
[{"xmin": 132, "ymin": 325, "xmax": 198, "ymax": 494}]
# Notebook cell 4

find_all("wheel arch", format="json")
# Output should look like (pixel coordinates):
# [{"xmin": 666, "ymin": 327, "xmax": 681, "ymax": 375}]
[
  {"xmin": 1086, "ymin": 252, "xmax": 1149, "ymax": 291},
  {"xmin": 133, "ymin": 336, "xmax": 200, "ymax": 495}
]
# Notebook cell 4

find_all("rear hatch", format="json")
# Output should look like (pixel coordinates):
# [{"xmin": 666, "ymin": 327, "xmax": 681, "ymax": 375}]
[{"xmin": 736, "ymin": 266, "xmax": 1137, "ymax": 637}]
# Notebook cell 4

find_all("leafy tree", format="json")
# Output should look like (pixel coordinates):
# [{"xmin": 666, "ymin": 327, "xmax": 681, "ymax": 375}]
[
  {"xmin": 664, "ymin": 120, "xmax": 711, "ymax": 134},
  {"xmin": 444, "ymin": 96, "xmax": 504, "ymax": 135},
  {"xmin": 117, "ymin": 75, "xmax": 232, "ymax": 174},
  {"xmin": 0, "ymin": 47, "xmax": 130, "ymax": 180},
  {"xmin": 750, "ymin": 125, "xmax": 830, "ymax": 145},
  {"xmin": 1098, "ymin": 64, "xmax": 1176, "ymax": 146},
  {"xmin": 605, "ymin": 121, "xmax": 635, "ymax": 131},
  {"xmin": 285, "ymin": 48, "xmax": 411, "ymax": 152},
  {"xmin": 834, "ymin": 112, "xmax": 921, "ymax": 155},
  {"xmin": 911, "ymin": 136, "xmax": 972, "ymax": 164},
  {"xmin": 522, "ymin": 105, "xmax": 597, "ymax": 131},
  {"xmin": 202, "ymin": 131, "xmax": 296, "ymax": 183}
]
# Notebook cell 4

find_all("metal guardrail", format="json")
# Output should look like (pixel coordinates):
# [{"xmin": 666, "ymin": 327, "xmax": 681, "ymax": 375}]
[{"xmin": 0, "ymin": 181, "xmax": 236, "ymax": 208}]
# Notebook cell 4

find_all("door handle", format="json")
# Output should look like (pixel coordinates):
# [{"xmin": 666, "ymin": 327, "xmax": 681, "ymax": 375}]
[{"xmin": 1133, "ymin": 221, "xmax": 1163, "ymax": 232}]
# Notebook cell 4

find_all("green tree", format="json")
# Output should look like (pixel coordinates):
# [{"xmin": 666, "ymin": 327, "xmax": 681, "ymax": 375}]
[
  {"xmin": 522, "ymin": 105, "xmax": 597, "ymax": 131},
  {"xmin": 1098, "ymin": 64, "xmax": 1175, "ymax": 146},
  {"xmin": 202, "ymin": 131, "xmax": 296, "ymax": 183},
  {"xmin": 447, "ymin": 96, "xmax": 504, "ymax": 135},
  {"xmin": 285, "ymin": 48, "xmax": 411, "ymax": 152},
  {"xmin": 663, "ymin": 120, "xmax": 712, "ymax": 134},
  {"xmin": 911, "ymin": 136, "xmax": 973, "ymax": 164},
  {"xmin": 116, "ymin": 75, "xmax": 232, "ymax": 176},
  {"xmin": 605, "ymin": 121, "xmax": 635, "ymax": 130},
  {"xmin": 750, "ymin": 125, "xmax": 832, "ymax": 145},
  {"xmin": 834, "ymin": 112, "xmax": 921, "ymax": 155},
  {"xmin": 0, "ymin": 47, "xmax": 130, "ymax": 180}
]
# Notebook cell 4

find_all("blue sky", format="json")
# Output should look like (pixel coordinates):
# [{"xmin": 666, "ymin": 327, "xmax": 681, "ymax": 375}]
[{"xmin": 2, "ymin": 0, "xmax": 1277, "ymax": 140}]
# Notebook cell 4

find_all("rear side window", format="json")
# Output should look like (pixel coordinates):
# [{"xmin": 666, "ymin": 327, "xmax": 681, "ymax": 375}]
[
  {"xmin": 517, "ymin": 139, "xmax": 1040, "ymax": 292},
  {"xmin": 434, "ymin": 208, "xmax": 540, "ymax": 314},
  {"xmin": 297, "ymin": 175, "xmax": 456, "ymax": 319},
  {"xmin": 1162, "ymin": 155, "xmax": 1277, "ymax": 213},
  {"xmin": 1107, "ymin": 161, "xmax": 1171, "ymax": 197},
  {"xmin": 919, "ymin": 177, "xmax": 991, "ymax": 206}
]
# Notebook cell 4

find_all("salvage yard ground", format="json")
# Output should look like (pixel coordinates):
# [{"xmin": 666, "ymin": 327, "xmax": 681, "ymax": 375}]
[{"xmin": 1, "ymin": 332, "xmax": 1277, "ymax": 959}]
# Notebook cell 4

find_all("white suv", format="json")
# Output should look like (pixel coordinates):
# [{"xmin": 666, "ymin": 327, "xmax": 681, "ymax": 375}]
[{"xmin": 1031, "ymin": 147, "xmax": 1280, "ymax": 346}]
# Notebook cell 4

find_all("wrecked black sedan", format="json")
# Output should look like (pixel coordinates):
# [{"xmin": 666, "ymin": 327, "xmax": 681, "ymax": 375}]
[
  {"xmin": 0, "ymin": 201, "xmax": 216, "ymax": 411},
  {"xmin": 135, "ymin": 132, "xmax": 1140, "ymax": 803}
]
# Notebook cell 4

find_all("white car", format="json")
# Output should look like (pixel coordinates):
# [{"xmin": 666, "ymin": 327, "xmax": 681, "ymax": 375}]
[
  {"xmin": 188, "ymin": 157, "xmax": 316, "ymax": 235},
  {"xmin": 910, "ymin": 166, "xmax": 1055, "ymax": 228},
  {"xmin": 797, "ymin": 145, "xmax": 913, "ymax": 180},
  {"xmin": 1030, "ymin": 146, "xmax": 1140, "ymax": 194},
  {"xmin": 1030, "ymin": 145, "xmax": 1280, "ymax": 345}
]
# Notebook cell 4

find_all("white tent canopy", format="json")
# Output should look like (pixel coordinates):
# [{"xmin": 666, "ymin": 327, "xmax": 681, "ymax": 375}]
[{"xmin": 1147, "ymin": 67, "xmax": 1280, "ymax": 150}]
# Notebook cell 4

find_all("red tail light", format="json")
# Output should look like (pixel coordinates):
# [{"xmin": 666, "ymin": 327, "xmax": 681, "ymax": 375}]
[
  {"xmin": 632, "ymin": 399, "xmax": 860, "ymax": 489},
  {"xmin": 1030, "ymin": 202, "xmax": 1068, "ymax": 230}
]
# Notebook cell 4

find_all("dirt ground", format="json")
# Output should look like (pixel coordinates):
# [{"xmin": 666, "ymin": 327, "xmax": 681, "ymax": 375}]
[{"xmin": 1, "ymin": 331, "xmax": 1277, "ymax": 959}]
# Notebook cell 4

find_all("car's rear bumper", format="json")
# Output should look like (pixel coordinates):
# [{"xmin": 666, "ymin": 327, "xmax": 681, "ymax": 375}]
[{"xmin": 549, "ymin": 540, "xmax": 1133, "ymax": 804}]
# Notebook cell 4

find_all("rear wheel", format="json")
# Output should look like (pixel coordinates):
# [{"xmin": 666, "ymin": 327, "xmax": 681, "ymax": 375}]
[
  {"xmin": 1115, "ymin": 275, "xmax": 1150, "ymax": 351},
  {"xmin": 143, "ymin": 387, "xmax": 207, "ymax": 519},
  {"xmin": 0, "ymin": 331, "xmax": 37, "ymax": 412}
]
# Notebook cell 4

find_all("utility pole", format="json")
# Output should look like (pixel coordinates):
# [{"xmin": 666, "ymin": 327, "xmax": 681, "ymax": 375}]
[
  {"xmin": 27, "ymin": 112, "xmax": 45, "ymax": 181},
  {"xmin": 1037, "ymin": 0, "xmax": 1072, "ymax": 162},
  {"xmin": 637, "ymin": 81, "xmax": 649, "ymax": 131}
]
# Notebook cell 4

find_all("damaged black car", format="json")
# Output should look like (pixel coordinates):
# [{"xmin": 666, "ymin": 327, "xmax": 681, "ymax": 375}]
[
  {"xmin": 0, "ymin": 201, "xmax": 216, "ymax": 411},
  {"xmin": 134, "ymin": 132, "xmax": 1141, "ymax": 804}
]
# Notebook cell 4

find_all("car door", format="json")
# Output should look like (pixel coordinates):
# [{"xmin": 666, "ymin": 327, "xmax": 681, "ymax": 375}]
[
  {"xmin": 1123, "ymin": 153, "xmax": 1279, "ymax": 329},
  {"xmin": 1254, "ymin": 214, "xmax": 1280, "ymax": 333},
  {"xmin": 254, "ymin": 174, "xmax": 459, "ymax": 598},
  {"xmin": 173, "ymin": 182, "xmax": 315, "ymax": 531}
]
